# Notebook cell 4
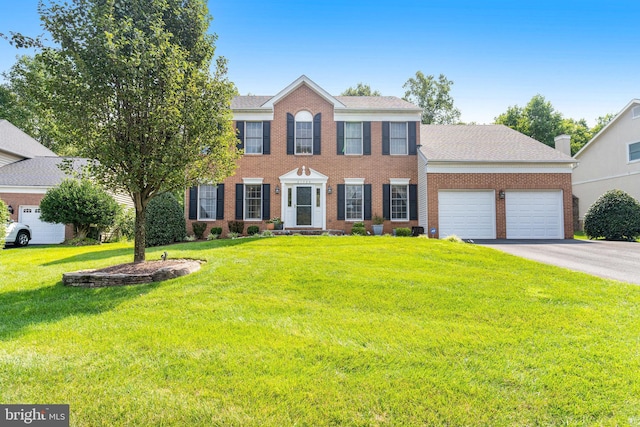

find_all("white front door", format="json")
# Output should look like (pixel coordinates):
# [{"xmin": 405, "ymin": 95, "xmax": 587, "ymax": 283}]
[{"xmin": 279, "ymin": 167, "xmax": 328, "ymax": 229}]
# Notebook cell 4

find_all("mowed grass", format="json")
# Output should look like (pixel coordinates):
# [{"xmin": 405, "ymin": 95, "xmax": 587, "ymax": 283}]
[{"xmin": 1, "ymin": 237, "xmax": 640, "ymax": 426}]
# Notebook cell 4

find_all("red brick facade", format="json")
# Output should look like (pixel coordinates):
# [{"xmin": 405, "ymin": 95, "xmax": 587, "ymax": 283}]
[
  {"xmin": 186, "ymin": 84, "xmax": 420, "ymax": 235},
  {"xmin": 426, "ymin": 173, "xmax": 574, "ymax": 239},
  {"xmin": 0, "ymin": 192, "xmax": 74, "ymax": 240}
]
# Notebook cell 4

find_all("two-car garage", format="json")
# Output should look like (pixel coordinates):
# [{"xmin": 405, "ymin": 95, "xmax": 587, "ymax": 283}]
[{"xmin": 438, "ymin": 190, "xmax": 564, "ymax": 240}]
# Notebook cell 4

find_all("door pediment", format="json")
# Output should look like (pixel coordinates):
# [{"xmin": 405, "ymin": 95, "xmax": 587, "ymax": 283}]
[{"xmin": 279, "ymin": 166, "xmax": 328, "ymax": 184}]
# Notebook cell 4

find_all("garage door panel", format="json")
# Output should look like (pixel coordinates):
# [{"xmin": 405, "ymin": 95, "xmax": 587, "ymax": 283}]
[
  {"xmin": 19, "ymin": 205, "xmax": 65, "ymax": 244},
  {"xmin": 439, "ymin": 191, "xmax": 496, "ymax": 239},
  {"xmin": 506, "ymin": 191, "xmax": 563, "ymax": 239}
]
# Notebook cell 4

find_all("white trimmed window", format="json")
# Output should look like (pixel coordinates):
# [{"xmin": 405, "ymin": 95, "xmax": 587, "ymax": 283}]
[
  {"xmin": 245, "ymin": 122, "xmax": 263, "ymax": 154},
  {"xmin": 629, "ymin": 142, "xmax": 640, "ymax": 162},
  {"xmin": 245, "ymin": 184, "xmax": 262, "ymax": 220},
  {"xmin": 345, "ymin": 184, "xmax": 364, "ymax": 221},
  {"xmin": 344, "ymin": 122, "xmax": 363, "ymax": 155},
  {"xmin": 391, "ymin": 184, "xmax": 408, "ymax": 220},
  {"xmin": 632, "ymin": 106, "xmax": 640, "ymax": 119},
  {"xmin": 198, "ymin": 184, "xmax": 217, "ymax": 220},
  {"xmin": 390, "ymin": 122, "xmax": 408, "ymax": 155},
  {"xmin": 295, "ymin": 111, "xmax": 313, "ymax": 154}
]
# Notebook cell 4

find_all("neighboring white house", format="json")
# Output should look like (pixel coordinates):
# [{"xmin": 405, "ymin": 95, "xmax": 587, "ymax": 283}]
[{"xmin": 573, "ymin": 99, "xmax": 640, "ymax": 226}]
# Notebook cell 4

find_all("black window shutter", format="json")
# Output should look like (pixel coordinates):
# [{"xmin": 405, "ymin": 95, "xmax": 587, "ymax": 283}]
[
  {"xmin": 262, "ymin": 184, "xmax": 271, "ymax": 220},
  {"xmin": 382, "ymin": 122, "xmax": 390, "ymax": 155},
  {"xmin": 383, "ymin": 184, "xmax": 390, "ymax": 220},
  {"xmin": 363, "ymin": 122, "xmax": 371, "ymax": 155},
  {"xmin": 263, "ymin": 121, "xmax": 271, "ymax": 155},
  {"xmin": 408, "ymin": 121, "xmax": 417, "ymax": 155},
  {"xmin": 216, "ymin": 184, "xmax": 225, "ymax": 219},
  {"xmin": 236, "ymin": 121, "xmax": 244, "ymax": 151},
  {"xmin": 286, "ymin": 113, "xmax": 294, "ymax": 155},
  {"xmin": 336, "ymin": 121, "xmax": 344, "ymax": 155},
  {"xmin": 364, "ymin": 184, "xmax": 372, "ymax": 220},
  {"xmin": 313, "ymin": 113, "xmax": 321, "ymax": 155},
  {"xmin": 235, "ymin": 183, "xmax": 244, "ymax": 220},
  {"xmin": 409, "ymin": 184, "xmax": 418, "ymax": 220},
  {"xmin": 188, "ymin": 186, "xmax": 198, "ymax": 220},
  {"xmin": 337, "ymin": 184, "xmax": 345, "ymax": 220}
]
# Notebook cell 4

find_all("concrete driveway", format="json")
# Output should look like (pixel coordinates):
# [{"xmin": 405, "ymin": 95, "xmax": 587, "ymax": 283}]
[{"xmin": 475, "ymin": 239, "xmax": 640, "ymax": 285}]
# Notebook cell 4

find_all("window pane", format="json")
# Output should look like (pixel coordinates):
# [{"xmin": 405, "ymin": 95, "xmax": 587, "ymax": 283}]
[
  {"xmin": 346, "ymin": 184, "xmax": 363, "ymax": 220},
  {"xmin": 245, "ymin": 184, "xmax": 262, "ymax": 220},
  {"xmin": 245, "ymin": 122, "xmax": 263, "ymax": 154},
  {"xmin": 391, "ymin": 184, "xmax": 408, "ymax": 220},
  {"xmin": 345, "ymin": 122, "xmax": 362, "ymax": 155},
  {"xmin": 390, "ymin": 122, "xmax": 407, "ymax": 155},
  {"xmin": 630, "ymin": 142, "xmax": 640, "ymax": 161},
  {"xmin": 296, "ymin": 122, "xmax": 313, "ymax": 154},
  {"xmin": 199, "ymin": 185, "xmax": 217, "ymax": 219}
]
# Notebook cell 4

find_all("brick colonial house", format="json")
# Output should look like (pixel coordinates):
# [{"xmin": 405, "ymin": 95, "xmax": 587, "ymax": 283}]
[{"xmin": 186, "ymin": 76, "xmax": 575, "ymax": 239}]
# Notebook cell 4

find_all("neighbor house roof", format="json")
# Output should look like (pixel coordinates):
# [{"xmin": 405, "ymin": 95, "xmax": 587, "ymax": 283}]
[
  {"xmin": 420, "ymin": 124, "xmax": 576, "ymax": 163},
  {"xmin": 0, "ymin": 120, "xmax": 57, "ymax": 158},
  {"xmin": 0, "ymin": 157, "xmax": 87, "ymax": 187}
]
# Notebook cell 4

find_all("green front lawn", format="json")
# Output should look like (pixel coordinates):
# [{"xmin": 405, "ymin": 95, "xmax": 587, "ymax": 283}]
[{"xmin": 1, "ymin": 237, "xmax": 639, "ymax": 426}]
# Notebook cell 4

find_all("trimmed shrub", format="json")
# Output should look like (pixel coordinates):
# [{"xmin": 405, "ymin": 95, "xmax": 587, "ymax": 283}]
[
  {"xmin": 228, "ymin": 220, "xmax": 244, "ymax": 234},
  {"xmin": 0, "ymin": 199, "xmax": 7, "ymax": 248},
  {"xmin": 584, "ymin": 189, "xmax": 640, "ymax": 241},
  {"xmin": 351, "ymin": 222, "xmax": 366, "ymax": 235},
  {"xmin": 40, "ymin": 179, "xmax": 119, "ymax": 239},
  {"xmin": 192, "ymin": 221, "xmax": 207, "ymax": 239},
  {"xmin": 247, "ymin": 225, "xmax": 260, "ymax": 236},
  {"xmin": 145, "ymin": 192, "xmax": 186, "ymax": 247},
  {"xmin": 206, "ymin": 233, "xmax": 219, "ymax": 241},
  {"xmin": 395, "ymin": 227, "xmax": 412, "ymax": 237},
  {"xmin": 211, "ymin": 227, "xmax": 223, "ymax": 235}
]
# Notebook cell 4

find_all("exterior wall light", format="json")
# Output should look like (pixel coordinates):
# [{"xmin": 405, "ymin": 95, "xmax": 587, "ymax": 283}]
[
  {"xmin": 499, "ymin": 190, "xmax": 505, "ymax": 199},
  {"xmin": 327, "ymin": 185, "xmax": 332, "ymax": 194},
  {"xmin": 275, "ymin": 185, "xmax": 280, "ymax": 195}
]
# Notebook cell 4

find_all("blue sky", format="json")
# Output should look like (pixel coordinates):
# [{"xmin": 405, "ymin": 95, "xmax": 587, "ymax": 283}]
[{"xmin": 1, "ymin": 0, "xmax": 638, "ymax": 125}]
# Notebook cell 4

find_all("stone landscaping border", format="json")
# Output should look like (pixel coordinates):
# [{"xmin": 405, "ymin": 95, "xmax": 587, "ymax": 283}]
[{"xmin": 63, "ymin": 259, "xmax": 203, "ymax": 287}]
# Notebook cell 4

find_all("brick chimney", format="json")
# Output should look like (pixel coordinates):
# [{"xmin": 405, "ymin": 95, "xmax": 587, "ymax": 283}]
[{"xmin": 554, "ymin": 134, "xmax": 571, "ymax": 156}]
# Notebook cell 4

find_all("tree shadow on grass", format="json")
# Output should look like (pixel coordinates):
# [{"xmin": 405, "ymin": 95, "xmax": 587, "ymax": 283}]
[
  {"xmin": 41, "ymin": 247, "xmax": 136, "ymax": 267},
  {"xmin": 0, "ymin": 281, "xmax": 159, "ymax": 340}
]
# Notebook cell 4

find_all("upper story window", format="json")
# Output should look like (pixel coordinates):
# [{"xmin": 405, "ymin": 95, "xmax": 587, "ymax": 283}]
[
  {"xmin": 629, "ymin": 142, "xmax": 640, "ymax": 162},
  {"xmin": 344, "ymin": 122, "xmax": 363, "ymax": 155},
  {"xmin": 295, "ymin": 111, "xmax": 313, "ymax": 154},
  {"xmin": 390, "ymin": 122, "xmax": 408, "ymax": 155},
  {"xmin": 633, "ymin": 106, "xmax": 640, "ymax": 119},
  {"xmin": 245, "ymin": 122, "xmax": 263, "ymax": 154},
  {"xmin": 198, "ymin": 184, "xmax": 217, "ymax": 220}
]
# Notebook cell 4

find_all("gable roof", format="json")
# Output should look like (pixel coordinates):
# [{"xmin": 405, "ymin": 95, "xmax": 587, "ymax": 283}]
[
  {"xmin": 0, "ymin": 120, "xmax": 57, "ymax": 158},
  {"xmin": 421, "ymin": 124, "xmax": 575, "ymax": 163},
  {"xmin": 0, "ymin": 157, "xmax": 87, "ymax": 187},
  {"xmin": 574, "ymin": 98, "xmax": 640, "ymax": 158},
  {"xmin": 231, "ymin": 75, "xmax": 421, "ymax": 114}
]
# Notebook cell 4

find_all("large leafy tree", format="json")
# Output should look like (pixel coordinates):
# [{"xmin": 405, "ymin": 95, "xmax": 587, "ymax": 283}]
[
  {"xmin": 341, "ymin": 83, "xmax": 381, "ymax": 96},
  {"xmin": 402, "ymin": 71, "xmax": 460, "ymax": 124},
  {"xmin": 37, "ymin": 0, "xmax": 240, "ymax": 262}
]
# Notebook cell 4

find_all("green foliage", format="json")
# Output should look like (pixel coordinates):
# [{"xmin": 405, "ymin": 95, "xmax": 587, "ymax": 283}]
[
  {"xmin": 372, "ymin": 214, "xmax": 385, "ymax": 225},
  {"xmin": 341, "ymin": 83, "xmax": 381, "ymax": 96},
  {"xmin": 395, "ymin": 227, "xmax": 412, "ymax": 237},
  {"xmin": 442, "ymin": 234, "xmax": 464, "ymax": 243},
  {"xmin": 228, "ymin": 221, "xmax": 244, "ymax": 234},
  {"xmin": 351, "ymin": 222, "xmax": 366, "ymax": 235},
  {"xmin": 211, "ymin": 227, "xmax": 222, "ymax": 235},
  {"xmin": 39, "ymin": 179, "xmax": 118, "ymax": 239},
  {"xmin": 37, "ymin": 0, "xmax": 241, "ymax": 261},
  {"xmin": 206, "ymin": 232, "xmax": 219, "ymax": 241},
  {"xmin": 227, "ymin": 231, "xmax": 239, "ymax": 239},
  {"xmin": 0, "ymin": 199, "xmax": 7, "ymax": 248},
  {"xmin": 192, "ymin": 222, "xmax": 207, "ymax": 239},
  {"xmin": 403, "ymin": 71, "xmax": 460, "ymax": 124},
  {"xmin": 106, "ymin": 207, "xmax": 135, "ymax": 242},
  {"xmin": 145, "ymin": 193, "xmax": 186, "ymax": 247},
  {"xmin": 247, "ymin": 225, "xmax": 260, "ymax": 236},
  {"xmin": 261, "ymin": 230, "xmax": 274, "ymax": 237},
  {"xmin": 583, "ymin": 190, "xmax": 640, "ymax": 241}
]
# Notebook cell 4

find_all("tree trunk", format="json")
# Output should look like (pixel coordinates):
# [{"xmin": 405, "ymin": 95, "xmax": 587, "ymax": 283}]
[{"xmin": 133, "ymin": 194, "xmax": 147, "ymax": 263}]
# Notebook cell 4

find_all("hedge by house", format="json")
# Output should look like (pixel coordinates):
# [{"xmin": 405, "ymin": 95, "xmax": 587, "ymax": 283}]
[
  {"xmin": 583, "ymin": 189, "xmax": 640, "ymax": 241},
  {"xmin": 145, "ymin": 192, "xmax": 186, "ymax": 247}
]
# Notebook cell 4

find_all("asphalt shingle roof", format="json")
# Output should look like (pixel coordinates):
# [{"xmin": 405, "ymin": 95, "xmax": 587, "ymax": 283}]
[
  {"xmin": 420, "ymin": 124, "xmax": 575, "ymax": 163},
  {"xmin": 231, "ymin": 95, "xmax": 419, "ymax": 110},
  {"xmin": 0, "ymin": 157, "xmax": 87, "ymax": 187},
  {"xmin": 0, "ymin": 120, "xmax": 57, "ymax": 158}
]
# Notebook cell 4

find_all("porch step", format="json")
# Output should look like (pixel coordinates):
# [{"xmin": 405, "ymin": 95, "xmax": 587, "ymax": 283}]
[{"xmin": 272, "ymin": 229, "xmax": 345, "ymax": 236}]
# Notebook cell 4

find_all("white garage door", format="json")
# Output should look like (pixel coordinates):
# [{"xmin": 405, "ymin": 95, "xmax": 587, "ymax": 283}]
[
  {"xmin": 506, "ymin": 191, "xmax": 563, "ymax": 239},
  {"xmin": 19, "ymin": 205, "xmax": 65, "ymax": 244},
  {"xmin": 438, "ymin": 191, "xmax": 496, "ymax": 239}
]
